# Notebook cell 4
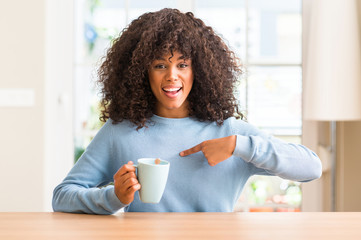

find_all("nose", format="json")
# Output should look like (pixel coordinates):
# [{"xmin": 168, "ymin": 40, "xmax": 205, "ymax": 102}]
[{"xmin": 166, "ymin": 66, "xmax": 178, "ymax": 82}]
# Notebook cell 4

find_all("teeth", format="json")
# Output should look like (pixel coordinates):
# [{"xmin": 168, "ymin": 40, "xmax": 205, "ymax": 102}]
[{"xmin": 163, "ymin": 87, "xmax": 181, "ymax": 92}]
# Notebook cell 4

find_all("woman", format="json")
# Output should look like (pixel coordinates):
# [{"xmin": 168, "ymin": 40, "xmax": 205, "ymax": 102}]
[{"xmin": 53, "ymin": 8, "xmax": 322, "ymax": 214}]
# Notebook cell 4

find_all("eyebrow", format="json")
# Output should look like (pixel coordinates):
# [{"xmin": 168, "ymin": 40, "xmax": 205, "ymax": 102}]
[{"xmin": 155, "ymin": 55, "xmax": 187, "ymax": 61}]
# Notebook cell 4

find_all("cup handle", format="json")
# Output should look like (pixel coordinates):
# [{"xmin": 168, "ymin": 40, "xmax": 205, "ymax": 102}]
[{"xmin": 133, "ymin": 164, "xmax": 138, "ymax": 179}]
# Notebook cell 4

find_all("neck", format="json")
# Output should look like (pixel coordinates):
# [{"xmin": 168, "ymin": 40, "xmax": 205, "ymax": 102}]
[{"xmin": 155, "ymin": 103, "xmax": 190, "ymax": 118}]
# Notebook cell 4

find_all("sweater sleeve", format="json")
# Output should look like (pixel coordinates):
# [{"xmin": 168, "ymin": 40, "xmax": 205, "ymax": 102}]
[
  {"xmin": 52, "ymin": 120, "xmax": 127, "ymax": 214},
  {"xmin": 231, "ymin": 118, "xmax": 322, "ymax": 182}
]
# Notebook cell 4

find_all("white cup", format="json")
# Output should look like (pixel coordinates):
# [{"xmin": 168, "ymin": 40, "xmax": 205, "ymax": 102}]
[{"xmin": 134, "ymin": 158, "xmax": 170, "ymax": 203}]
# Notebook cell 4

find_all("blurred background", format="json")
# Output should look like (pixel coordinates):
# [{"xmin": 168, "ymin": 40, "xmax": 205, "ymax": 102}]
[{"xmin": 1, "ymin": 0, "xmax": 360, "ymax": 212}]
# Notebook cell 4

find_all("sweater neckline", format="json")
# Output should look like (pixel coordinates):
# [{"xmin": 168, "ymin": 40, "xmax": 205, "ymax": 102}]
[{"xmin": 151, "ymin": 114, "xmax": 196, "ymax": 125}]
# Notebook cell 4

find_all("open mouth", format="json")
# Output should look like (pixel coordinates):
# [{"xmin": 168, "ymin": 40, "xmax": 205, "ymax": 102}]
[
  {"xmin": 162, "ymin": 87, "xmax": 182, "ymax": 93},
  {"xmin": 162, "ymin": 87, "xmax": 182, "ymax": 98}
]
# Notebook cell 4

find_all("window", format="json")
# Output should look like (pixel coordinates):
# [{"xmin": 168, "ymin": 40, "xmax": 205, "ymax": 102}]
[
  {"xmin": 195, "ymin": 0, "xmax": 302, "ymax": 211},
  {"xmin": 74, "ymin": 0, "xmax": 303, "ymax": 212}
]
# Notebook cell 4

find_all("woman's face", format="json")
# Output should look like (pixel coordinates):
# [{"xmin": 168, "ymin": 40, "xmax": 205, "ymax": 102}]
[{"xmin": 148, "ymin": 51, "xmax": 194, "ymax": 118}]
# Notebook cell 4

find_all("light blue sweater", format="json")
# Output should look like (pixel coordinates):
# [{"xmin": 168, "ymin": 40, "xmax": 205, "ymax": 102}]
[{"xmin": 52, "ymin": 115, "xmax": 322, "ymax": 214}]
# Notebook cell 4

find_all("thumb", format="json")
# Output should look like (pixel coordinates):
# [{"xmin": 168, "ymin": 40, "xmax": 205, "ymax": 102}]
[{"xmin": 180, "ymin": 143, "xmax": 202, "ymax": 157}]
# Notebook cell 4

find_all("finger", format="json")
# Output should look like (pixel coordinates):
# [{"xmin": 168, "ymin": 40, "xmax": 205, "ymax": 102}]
[
  {"xmin": 120, "ymin": 179, "xmax": 139, "ymax": 193},
  {"xmin": 126, "ymin": 183, "xmax": 141, "ymax": 195},
  {"xmin": 126, "ymin": 178, "xmax": 141, "ymax": 190},
  {"xmin": 116, "ymin": 174, "xmax": 139, "ymax": 194},
  {"xmin": 115, "ymin": 181, "xmax": 140, "ymax": 204},
  {"xmin": 114, "ymin": 161, "xmax": 136, "ymax": 178},
  {"xmin": 120, "ymin": 173, "xmax": 140, "ymax": 190},
  {"xmin": 120, "ymin": 172, "xmax": 138, "ymax": 185},
  {"xmin": 180, "ymin": 143, "xmax": 203, "ymax": 157},
  {"xmin": 115, "ymin": 161, "xmax": 134, "ymax": 176}
]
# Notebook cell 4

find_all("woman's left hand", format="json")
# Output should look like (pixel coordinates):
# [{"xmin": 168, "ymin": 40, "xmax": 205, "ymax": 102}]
[{"xmin": 180, "ymin": 135, "xmax": 237, "ymax": 166}]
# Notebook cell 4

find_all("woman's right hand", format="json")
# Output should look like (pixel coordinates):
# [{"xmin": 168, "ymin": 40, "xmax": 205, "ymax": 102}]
[{"xmin": 113, "ymin": 161, "xmax": 141, "ymax": 205}]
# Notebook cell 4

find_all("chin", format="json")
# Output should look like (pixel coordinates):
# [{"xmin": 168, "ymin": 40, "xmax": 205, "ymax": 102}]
[
  {"xmin": 166, "ymin": 105, "xmax": 182, "ymax": 110},
  {"xmin": 162, "ymin": 101, "xmax": 183, "ymax": 109}
]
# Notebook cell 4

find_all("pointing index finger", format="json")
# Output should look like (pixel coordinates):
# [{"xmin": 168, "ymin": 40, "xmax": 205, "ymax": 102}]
[{"xmin": 180, "ymin": 143, "xmax": 202, "ymax": 157}]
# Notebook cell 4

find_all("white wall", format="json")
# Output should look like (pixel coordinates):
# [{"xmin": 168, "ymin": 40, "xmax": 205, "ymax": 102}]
[
  {"xmin": 0, "ymin": 0, "xmax": 45, "ymax": 211},
  {"xmin": 43, "ymin": 0, "xmax": 74, "ymax": 211},
  {"xmin": 0, "ymin": 0, "xmax": 73, "ymax": 211}
]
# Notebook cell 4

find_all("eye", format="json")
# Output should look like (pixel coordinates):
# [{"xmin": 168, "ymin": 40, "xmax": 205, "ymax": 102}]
[
  {"xmin": 178, "ymin": 63, "xmax": 188, "ymax": 68},
  {"xmin": 154, "ymin": 64, "xmax": 166, "ymax": 69}
]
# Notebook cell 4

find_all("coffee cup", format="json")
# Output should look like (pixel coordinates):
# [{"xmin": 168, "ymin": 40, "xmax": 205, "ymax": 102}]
[{"xmin": 134, "ymin": 158, "xmax": 170, "ymax": 203}]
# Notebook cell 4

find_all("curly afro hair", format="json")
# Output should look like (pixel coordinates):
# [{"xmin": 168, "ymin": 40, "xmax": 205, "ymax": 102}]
[{"xmin": 97, "ymin": 8, "xmax": 243, "ymax": 129}]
